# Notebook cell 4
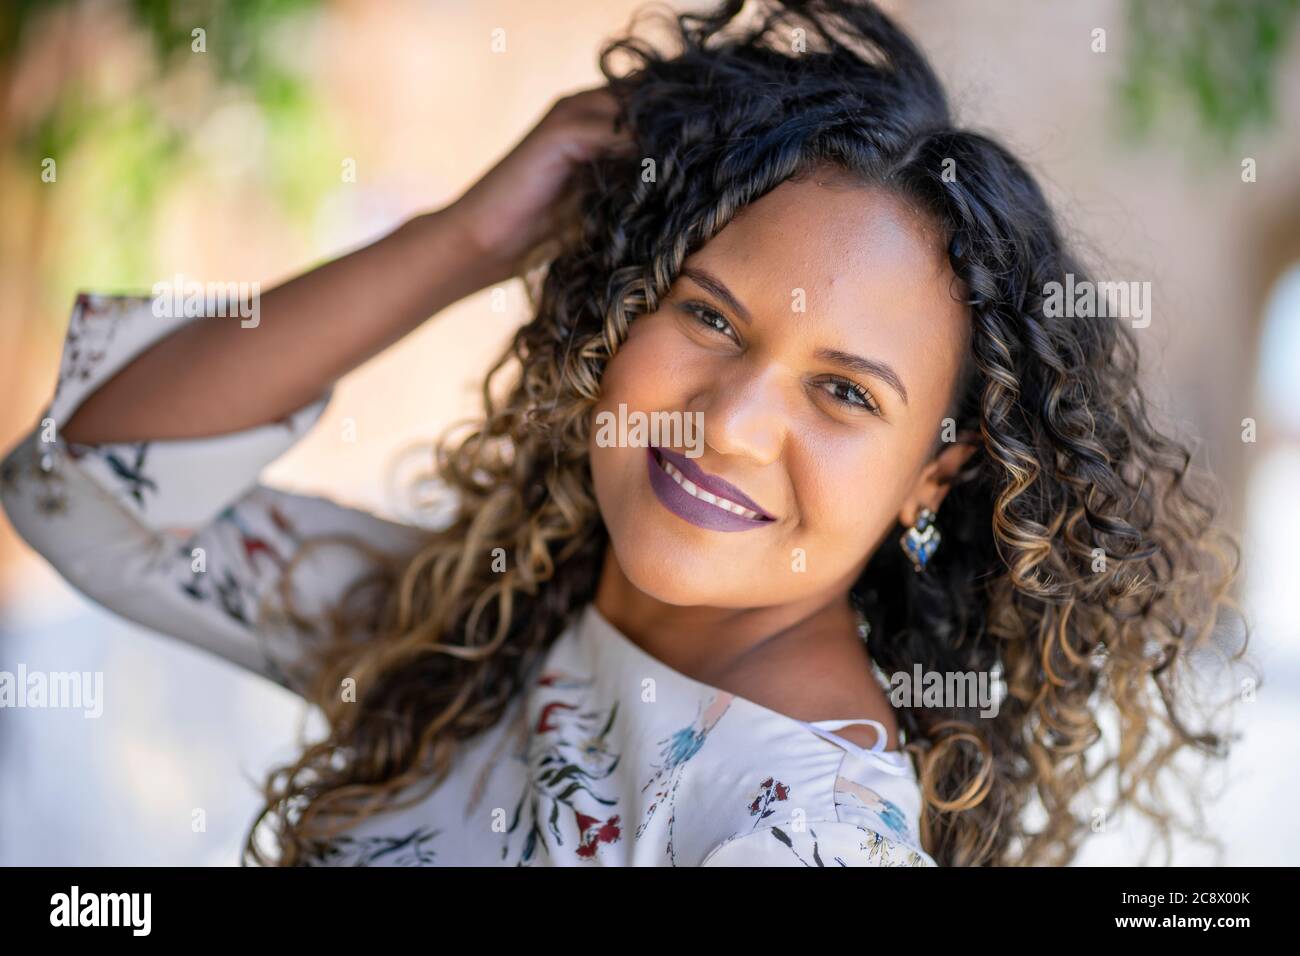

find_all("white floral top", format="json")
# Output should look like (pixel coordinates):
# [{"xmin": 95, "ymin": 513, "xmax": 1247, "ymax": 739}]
[{"xmin": 1, "ymin": 292, "xmax": 937, "ymax": 867}]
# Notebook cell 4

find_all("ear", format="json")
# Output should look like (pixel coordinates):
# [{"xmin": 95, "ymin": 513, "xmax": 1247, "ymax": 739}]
[{"xmin": 898, "ymin": 429, "xmax": 981, "ymax": 527}]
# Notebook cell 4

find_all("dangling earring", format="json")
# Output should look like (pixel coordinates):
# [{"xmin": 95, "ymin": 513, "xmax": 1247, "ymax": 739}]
[
  {"xmin": 856, "ymin": 615, "xmax": 872, "ymax": 643},
  {"xmin": 899, "ymin": 506, "xmax": 940, "ymax": 573}
]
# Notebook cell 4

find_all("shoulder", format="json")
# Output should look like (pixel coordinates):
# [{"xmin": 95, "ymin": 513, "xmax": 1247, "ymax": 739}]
[
  {"xmin": 699, "ymin": 819, "xmax": 937, "ymax": 867},
  {"xmin": 683, "ymin": 721, "xmax": 933, "ymax": 866},
  {"xmin": 718, "ymin": 629, "xmax": 900, "ymax": 749}
]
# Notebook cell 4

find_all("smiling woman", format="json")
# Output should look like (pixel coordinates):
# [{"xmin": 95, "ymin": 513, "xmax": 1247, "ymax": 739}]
[
  {"xmin": 592, "ymin": 179, "xmax": 976, "ymax": 615},
  {"xmin": 0, "ymin": 0, "xmax": 1246, "ymax": 868}
]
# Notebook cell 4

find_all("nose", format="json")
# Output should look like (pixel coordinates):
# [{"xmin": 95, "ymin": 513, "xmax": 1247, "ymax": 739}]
[{"xmin": 691, "ymin": 364, "xmax": 788, "ymax": 466}]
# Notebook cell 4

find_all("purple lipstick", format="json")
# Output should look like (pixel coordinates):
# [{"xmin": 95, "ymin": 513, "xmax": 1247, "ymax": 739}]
[{"xmin": 646, "ymin": 447, "xmax": 776, "ymax": 532}]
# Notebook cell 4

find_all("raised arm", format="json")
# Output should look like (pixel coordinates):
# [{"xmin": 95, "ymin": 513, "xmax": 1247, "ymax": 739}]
[
  {"xmin": 2, "ymin": 87, "xmax": 631, "ymax": 698},
  {"xmin": 60, "ymin": 86, "xmax": 633, "ymax": 446}
]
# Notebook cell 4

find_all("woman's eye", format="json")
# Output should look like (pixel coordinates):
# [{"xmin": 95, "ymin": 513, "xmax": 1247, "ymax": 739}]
[
  {"xmin": 674, "ymin": 302, "xmax": 880, "ymax": 417},
  {"xmin": 820, "ymin": 378, "xmax": 882, "ymax": 416},
  {"xmin": 681, "ymin": 302, "xmax": 738, "ymax": 342}
]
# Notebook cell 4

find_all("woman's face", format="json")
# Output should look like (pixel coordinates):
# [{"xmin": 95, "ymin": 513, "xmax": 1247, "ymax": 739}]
[{"xmin": 588, "ymin": 173, "xmax": 975, "ymax": 609}]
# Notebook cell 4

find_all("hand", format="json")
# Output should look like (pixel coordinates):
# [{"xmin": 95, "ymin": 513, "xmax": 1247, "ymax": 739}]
[{"xmin": 442, "ymin": 86, "xmax": 635, "ymax": 285}]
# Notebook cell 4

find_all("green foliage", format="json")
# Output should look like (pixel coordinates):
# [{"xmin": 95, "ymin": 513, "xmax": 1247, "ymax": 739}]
[
  {"xmin": 2, "ymin": 0, "xmax": 335, "ymax": 298},
  {"xmin": 1118, "ymin": 0, "xmax": 1300, "ymax": 150}
]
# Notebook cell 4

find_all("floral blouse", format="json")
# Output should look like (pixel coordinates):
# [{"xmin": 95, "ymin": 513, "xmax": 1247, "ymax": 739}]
[{"xmin": 1, "ymin": 292, "xmax": 938, "ymax": 867}]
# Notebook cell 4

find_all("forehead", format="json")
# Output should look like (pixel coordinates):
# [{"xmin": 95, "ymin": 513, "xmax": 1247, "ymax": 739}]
[{"xmin": 683, "ymin": 177, "xmax": 969, "ymax": 402}]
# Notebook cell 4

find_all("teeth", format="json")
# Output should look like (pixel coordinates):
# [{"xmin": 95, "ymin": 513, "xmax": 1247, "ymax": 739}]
[{"xmin": 659, "ymin": 457, "xmax": 762, "ymax": 520}]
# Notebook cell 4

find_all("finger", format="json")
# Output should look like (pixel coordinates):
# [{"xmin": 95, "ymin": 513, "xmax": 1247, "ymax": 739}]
[
  {"xmin": 556, "ymin": 86, "xmax": 623, "ymax": 120},
  {"xmin": 565, "ymin": 120, "xmax": 638, "ymax": 162},
  {"xmin": 553, "ymin": 102, "xmax": 633, "ymax": 141}
]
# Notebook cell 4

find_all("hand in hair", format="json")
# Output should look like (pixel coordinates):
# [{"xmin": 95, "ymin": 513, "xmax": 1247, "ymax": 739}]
[{"xmin": 445, "ymin": 86, "xmax": 637, "ymax": 286}]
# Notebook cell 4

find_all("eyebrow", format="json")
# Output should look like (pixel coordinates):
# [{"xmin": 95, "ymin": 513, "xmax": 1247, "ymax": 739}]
[
  {"xmin": 814, "ymin": 348, "xmax": 909, "ymax": 406},
  {"xmin": 680, "ymin": 266, "xmax": 753, "ymax": 324},
  {"xmin": 679, "ymin": 265, "xmax": 910, "ymax": 408}
]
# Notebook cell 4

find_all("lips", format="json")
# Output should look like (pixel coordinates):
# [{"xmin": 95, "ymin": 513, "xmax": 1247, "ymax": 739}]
[{"xmin": 646, "ymin": 447, "xmax": 776, "ymax": 533}]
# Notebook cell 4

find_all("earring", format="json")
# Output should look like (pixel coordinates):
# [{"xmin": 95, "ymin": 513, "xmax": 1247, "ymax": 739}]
[
  {"xmin": 899, "ymin": 506, "xmax": 940, "ymax": 573},
  {"xmin": 856, "ymin": 615, "xmax": 872, "ymax": 643}
]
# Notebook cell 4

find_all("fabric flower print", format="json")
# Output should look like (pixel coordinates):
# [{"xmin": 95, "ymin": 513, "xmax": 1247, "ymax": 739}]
[
  {"xmin": 856, "ymin": 826, "xmax": 928, "ymax": 867},
  {"xmin": 747, "ymin": 776, "xmax": 792, "ymax": 824},
  {"xmin": 300, "ymin": 826, "xmax": 441, "ymax": 866},
  {"xmin": 71, "ymin": 442, "xmax": 158, "ymax": 509},
  {"xmin": 833, "ymin": 775, "xmax": 910, "ymax": 840},
  {"xmin": 501, "ymin": 669, "xmax": 625, "ymax": 865},
  {"xmin": 0, "ymin": 444, "xmax": 68, "ymax": 517},
  {"xmin": 58, "ymin": 293, "xmax": 122, "ymax": 392},
  {"xmin": 573, "ymin": 810, "xmax": 622, "ymax": 859},
  {"xmin": 637, "ymin": 692, "xmax": 733, "ymax": 863}
]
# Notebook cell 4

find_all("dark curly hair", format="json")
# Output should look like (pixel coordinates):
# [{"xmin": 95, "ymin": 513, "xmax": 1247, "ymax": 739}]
[{"xmin": 244, "ymin": 0, "xmax": 1251, "ymax": 867}]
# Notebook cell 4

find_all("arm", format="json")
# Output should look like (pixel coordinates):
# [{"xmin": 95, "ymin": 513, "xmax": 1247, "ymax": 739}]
[
  {"xmin": 699, "ymin": 820, "xmax": 938, "ymax": 867},
  {"xmin": 1, "ymin": 293, "xmax": 436, "ymax": 698},
  {"xmin": 2, "ymin": 88, "xmax": 631, "ymax": 697},
  {"xmin": 59, "ymin": 208, "xmax": 497, "ymax": 445},
  {"xmin": 60, "ymin": 86, "xmax": 633, "ymax": 446}
]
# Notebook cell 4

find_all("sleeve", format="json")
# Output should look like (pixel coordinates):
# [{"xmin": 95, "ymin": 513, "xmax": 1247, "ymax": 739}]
[
  {"xmin": 0, "ymin": 292, "xmax": 440, "ymax": 699},
  {"xmin": 699, "ymin": 820, "xmax": 938, "ymax": 867}
]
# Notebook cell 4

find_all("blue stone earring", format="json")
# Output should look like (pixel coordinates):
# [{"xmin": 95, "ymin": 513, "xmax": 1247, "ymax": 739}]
[{"xmin": 899, "ymin": 506, "xmax": 940, "ymax": 573}]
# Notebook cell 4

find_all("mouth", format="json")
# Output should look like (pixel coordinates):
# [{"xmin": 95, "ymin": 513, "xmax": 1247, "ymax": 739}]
[{"xmin": 646, "ymin": 447, "xmax": 777, "ymax": 533}]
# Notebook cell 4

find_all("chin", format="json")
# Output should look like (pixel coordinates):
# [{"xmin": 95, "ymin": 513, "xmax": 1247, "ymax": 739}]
[
  {"xmin": 621, "ymin": 565, "xmax": 744, "ymax": 608},
  {"xmin": 603, "ymin": 520, "xmax": 771, "ymax": 608},
  {"xmin": 592, "ymin": 446, "xmax": 782, "ymax": 606}
]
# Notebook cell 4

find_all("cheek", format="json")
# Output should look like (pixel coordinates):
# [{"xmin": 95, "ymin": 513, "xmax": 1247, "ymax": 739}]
[
  {"xmin": 598, "ymin": 316, "xmax": 698, "ymax": 406},
  {"xmin": 588, "ymin": 316, "xmax": 709, "ymax": 476},
  {"xmin": 786, "ymin": 434, "xmax": 913, "ymax": 556},
  {"xmin": 587, "ymin": 324, "xmax": 671, "ymax": 527}
]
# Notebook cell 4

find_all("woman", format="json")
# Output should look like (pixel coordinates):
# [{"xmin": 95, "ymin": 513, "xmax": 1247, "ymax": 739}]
[{"xmin": 0, "ymin": 0, "xmax": 1246, "ymax": 867}]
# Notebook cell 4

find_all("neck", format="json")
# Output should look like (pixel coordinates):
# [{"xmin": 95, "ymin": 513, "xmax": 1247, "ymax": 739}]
[{"xmin": 591, "ymin": 545, "xmax": 862, "ymax": 684}]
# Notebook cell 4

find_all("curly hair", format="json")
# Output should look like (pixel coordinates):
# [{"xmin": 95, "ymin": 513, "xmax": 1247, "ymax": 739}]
[{"xmin": 243, "ymin": 0, "xmax": 1252, "ymax": 867}]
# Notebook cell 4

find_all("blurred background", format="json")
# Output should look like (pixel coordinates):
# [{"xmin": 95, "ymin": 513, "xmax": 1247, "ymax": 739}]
[{"xmin": 0, "ymin": 0, "xmax": 1297, "ymax": 865}]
